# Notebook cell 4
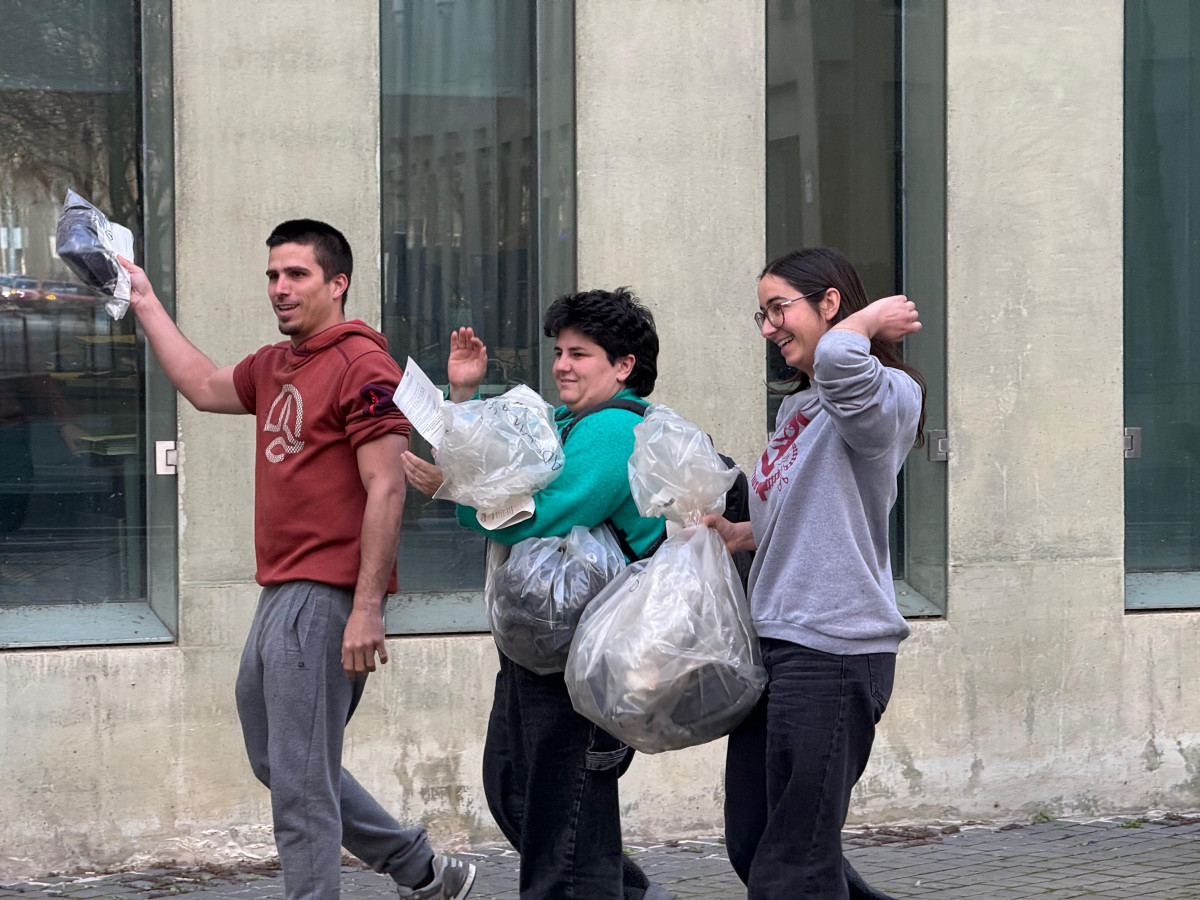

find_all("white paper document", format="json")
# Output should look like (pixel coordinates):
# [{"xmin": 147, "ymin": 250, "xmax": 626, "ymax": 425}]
[
  {"xmin": 474, "ymin": 496, "xmax": 536, "ymax": 530},
  {"xmin": 394, "ymin": 357, "xmax": 446, "ymax": 449}
]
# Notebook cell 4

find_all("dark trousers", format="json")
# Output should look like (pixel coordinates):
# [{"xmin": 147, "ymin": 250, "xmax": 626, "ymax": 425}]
[
  {"xmin": 482, "ymin": 651, "xmax": 653, "ymax": 900},
  {"xmin": 235, "ymin": 582, "xmax": 433, "ymax": 900},
  {"xmin": 724, "ymin": 639, "xmax": 896, "ymax": 900}
]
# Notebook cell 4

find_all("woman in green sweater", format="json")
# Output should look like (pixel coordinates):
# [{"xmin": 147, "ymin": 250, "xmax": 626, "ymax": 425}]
[{"xmin": 402, "ymin": 288, "xmax": 669, "ymax": 900}]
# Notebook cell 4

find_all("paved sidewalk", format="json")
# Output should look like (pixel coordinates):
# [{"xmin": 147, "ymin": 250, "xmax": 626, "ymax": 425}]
[{"xmin": 3, "ymin": 816, "xmax": 1200, "ymax": 899}]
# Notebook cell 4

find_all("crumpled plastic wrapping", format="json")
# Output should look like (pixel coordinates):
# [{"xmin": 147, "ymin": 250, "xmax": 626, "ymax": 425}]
[
  {"xmin": 628, "ymin": 404, "xmax": 739, "ymax": 525},
  {"xmin": 565, "ymin": 524, "xmax": 766, "ymax": 753},
  {"xmin": 565, "ymin": 403, "xmax": 766, "ymax": 753},
  {"xmin": 486, "ymin": 525, "xmax": 627, "ymax": 675},
  {"xmin": 55, "ymin": 189, "xmax": 134, "ymax": 320},
  {"xmin": 433, "ymin": 384, "xmax": 564, "ymax": 512}
]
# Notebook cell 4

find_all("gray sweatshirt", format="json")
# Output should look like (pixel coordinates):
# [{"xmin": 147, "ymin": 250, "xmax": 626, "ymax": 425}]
[{"xmin": 747, "ymin": 330, "xmax": 921, "ymax": 656}]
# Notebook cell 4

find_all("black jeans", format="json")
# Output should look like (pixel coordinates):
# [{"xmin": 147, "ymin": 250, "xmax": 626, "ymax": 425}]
[
  {"xmin": 483, "ymin": 651, "xmax": 653, "ymax": 900},
  {"xmin": 724, "ymin": 639, "xmax": 896, "ymax": 900}
]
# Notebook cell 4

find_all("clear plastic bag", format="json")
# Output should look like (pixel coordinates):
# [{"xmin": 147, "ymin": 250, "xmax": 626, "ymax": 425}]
[
  {"xmin": 55, "ymin": 189, "xmax": 135, "ymax": 320},
  {"xmin": 433, "ymin": 384, "xmax": 564, "ymax": 512},
  {"xmin": 566, "ymin": 403, "xmax": 765, "ymax": 753},
  {"xmin": 565, "ymin": 523, "xmax": 766, "ymax": 753},
  {"xmin": 486, "ymin": 525, "xmax": 627, "ymax": 675},
  {"xmin": 628, "ymin": 404, "xmax": 739, "ymax": 525}
]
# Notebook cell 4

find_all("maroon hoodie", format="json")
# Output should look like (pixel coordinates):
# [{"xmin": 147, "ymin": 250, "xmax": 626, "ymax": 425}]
[{"xmin": 233, "ymin": 321, "xmax": 411, "ymax": 592}]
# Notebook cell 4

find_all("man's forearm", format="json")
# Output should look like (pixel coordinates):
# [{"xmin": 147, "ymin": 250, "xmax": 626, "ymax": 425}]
[
  {"xmin": 132, "ymin": 293, "xmax": 242, "ymax": 413},
  {"xmin": 134, "ymin": 298, "xmax": 217, "ymax": 400},
  {"xmin": 353, "ymin": 471, "xmax": 406, "ymax": 608}
]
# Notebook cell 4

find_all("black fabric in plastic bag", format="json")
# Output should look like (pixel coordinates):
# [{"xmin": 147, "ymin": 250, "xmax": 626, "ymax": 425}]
[
  {"xmin": 55, "ymin": 189, "xmax": 133, "ymax": 319},
  {"xmin": 487, "ymin": 525, "xmax": 626, "ymax": 675},
  {"xmin": 581, "ymin": 654, "xmax": 762, "ymax": 751},
  {"xmin": 56, "ymin": 190, "xmax": 120, "ymax": 294}
]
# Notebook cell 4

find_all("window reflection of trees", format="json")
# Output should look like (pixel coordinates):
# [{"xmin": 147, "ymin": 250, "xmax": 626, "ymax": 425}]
[
  {"xmin": 380, "ymin": 0, "xmax": 542, "ymax": 598},
  {"xmin": 0, "ymin": 0, "xmax": 145, "ymax": 607}
]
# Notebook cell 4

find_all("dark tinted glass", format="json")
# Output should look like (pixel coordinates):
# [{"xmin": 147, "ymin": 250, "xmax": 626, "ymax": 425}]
[{"xmin": 0, "ymin": 0, "xmax": 147, "ymax": 608}]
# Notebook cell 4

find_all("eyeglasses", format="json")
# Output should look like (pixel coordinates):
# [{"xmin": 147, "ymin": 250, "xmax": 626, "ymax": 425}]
[{"xmin": 754, "ymin": 288, "xmax": 826, "ymax": 329}]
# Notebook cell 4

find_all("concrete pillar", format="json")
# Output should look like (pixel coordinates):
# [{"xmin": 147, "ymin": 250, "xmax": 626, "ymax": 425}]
[
  {"xmin": 575, "ymin": 0, "xmax": 767, "ymax": 470},
  {"xmin": 573, "ymin": 0, "xmax": 767, "ymax": 834},
  {"xmin": 862, "ymin": 1, "xmax": 1180, "ymax": 823}
]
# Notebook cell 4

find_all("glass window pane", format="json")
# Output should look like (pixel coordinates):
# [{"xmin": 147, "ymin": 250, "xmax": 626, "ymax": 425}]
[
  {"xmin": 767, "ymin": 0, "xmax": 900, "ymax": 423},
  {"xmin": 381, "ymin": 1, "xmax": 572, "ymax": 630},
  {"xmin": 1124, "ymin": 0, "xmax": 1200, "ymax": 606},
  {"xmin": 897, "ymin": 0, "xmax": 947, "ymax": 612},
  {"xmin": 765, "ymin": 0, "xmax": 946, "ymax": 613},
  {"xmin": 0, "ymin": 1, "xmax": 151, "ymax": 613}
]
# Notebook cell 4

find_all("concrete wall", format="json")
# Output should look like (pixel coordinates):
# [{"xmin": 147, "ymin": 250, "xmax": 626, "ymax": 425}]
[
  {"xmin": 6, "ymin": 0, "xmax": 1200, "ymax": 882},
  {"xmin": 575, "ymin": 0, "xmax": 767, "ymax": 471},
  {"xmin": 856, "ymin": 0, "xmax": 1200, "ymax": 824}
]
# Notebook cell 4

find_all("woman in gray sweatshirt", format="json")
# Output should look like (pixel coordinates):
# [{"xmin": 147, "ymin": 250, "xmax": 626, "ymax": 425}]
[{"xmin": 704, "ymin": 247, "xmax": 926, "ymax": 899}]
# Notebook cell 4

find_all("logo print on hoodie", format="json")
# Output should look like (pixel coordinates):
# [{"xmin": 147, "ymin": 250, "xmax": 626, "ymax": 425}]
[
  {"xmin": 264, "ymin": 384, "xmax": 305, "ymax": 463},
  {"xmin": 750, "ymin": 408, "xmax": 812, "ymax": 500}
]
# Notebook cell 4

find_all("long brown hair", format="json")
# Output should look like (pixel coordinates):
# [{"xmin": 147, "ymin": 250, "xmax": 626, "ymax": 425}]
[{"xmin": 761, "ymin": 247, "xmax": 927, "ymax": 448}]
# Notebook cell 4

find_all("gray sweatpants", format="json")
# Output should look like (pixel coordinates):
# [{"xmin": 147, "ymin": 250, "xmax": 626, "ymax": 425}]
[{"xmin": 235, "ymin": 581, "xmax": 434, "ymax": 900}]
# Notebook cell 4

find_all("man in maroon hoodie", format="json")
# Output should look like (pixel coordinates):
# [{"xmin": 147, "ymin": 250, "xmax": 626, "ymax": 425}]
[{"xmin": 119, "ymin": 221, "xmax": 474, "ymax": 900}]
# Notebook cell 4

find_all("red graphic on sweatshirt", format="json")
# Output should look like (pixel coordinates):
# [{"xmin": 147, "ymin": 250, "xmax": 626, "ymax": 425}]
[{"xmin": 750, "ymin": 409, "xmax": 812, "ymax": 500}]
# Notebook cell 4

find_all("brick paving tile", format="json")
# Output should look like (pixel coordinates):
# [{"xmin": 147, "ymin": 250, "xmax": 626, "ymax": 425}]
[{"xmin": 9, "ymin": 818, "xmax": 1200, "ymax": 899}]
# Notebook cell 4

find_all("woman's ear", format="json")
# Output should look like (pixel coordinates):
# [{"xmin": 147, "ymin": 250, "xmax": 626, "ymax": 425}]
[
  {"xmin": 820, "ymin": 288, "xmax": 842, "ymax": 322},
  {"xmin": 615, "ymin": 354, "xmax": 636, "ymax": 383}
]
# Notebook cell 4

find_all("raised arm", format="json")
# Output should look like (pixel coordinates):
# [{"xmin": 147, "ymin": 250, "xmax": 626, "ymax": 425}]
[
  {"xmin": 815, "ymin": 295, "xmax": 923, "ymax": 458},
  {"xmin": 118, "ymin": 256, "xmax": 247, "ymax": 414},
  {"xmin": 831, "ymin": 293, "xmax": 921, "ymax": 344}
]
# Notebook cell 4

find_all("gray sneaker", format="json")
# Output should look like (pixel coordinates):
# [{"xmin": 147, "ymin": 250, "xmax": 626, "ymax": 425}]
[{"xmin": 397, "ymin": 854, "xmax": 476, "ymax": 900}]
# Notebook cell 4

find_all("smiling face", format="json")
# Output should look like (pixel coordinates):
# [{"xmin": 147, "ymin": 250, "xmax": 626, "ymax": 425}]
[
  {"xmin": 266, "ymin": 242, "xmax": 347, "ymax": 345},
  {"xmin": 757, "ymin": 274, "xmax": 839, "ymax": 377},
  {"xmin": 552, "ymin": 326, "xmax": 635, "ymax": 414}
]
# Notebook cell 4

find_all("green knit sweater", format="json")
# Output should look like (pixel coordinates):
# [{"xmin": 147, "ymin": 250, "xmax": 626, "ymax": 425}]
[{"xmin": 455, "ymin": 388, "xmax": 664, "ymax": 559}]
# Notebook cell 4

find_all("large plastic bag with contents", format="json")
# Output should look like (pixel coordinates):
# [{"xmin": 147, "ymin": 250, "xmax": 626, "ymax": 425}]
[
  {"xmin": 565, "ymin": 404, "xmax": 767, "ymax": 753},
  {"xmin": 433, "ymin": 384, "xmax": 564, "ymax": 514},
  {"xmin": 55, "ymin": 189, "xmax": 135, "ymax": 320},
  {"xmin": 486, "ymin": 525, "xmax": 626, "ymax": 675}
]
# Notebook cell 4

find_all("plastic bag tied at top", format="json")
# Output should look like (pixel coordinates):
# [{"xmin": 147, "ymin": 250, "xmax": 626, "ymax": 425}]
[
  {"xmin": 628, "ymin": 404, "xmax": 738, "ymax": 525},
  {"xmin": 55, "ymin": 189, "xmax": 134, "ymax": 320},
  {"xmin": 566, "ymin": 404, "xmax": 767, "ymax": 754},
  {"xmin": 486, "ymin": 525, "xmax": 626, "ymax": 675},
  {"xmin": 433, "ymin": 384, "xmax": 564, "ymax": 512}
]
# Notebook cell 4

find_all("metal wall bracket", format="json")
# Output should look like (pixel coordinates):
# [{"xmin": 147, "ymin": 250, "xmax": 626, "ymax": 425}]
[
  {"xmin": 155, "ymin": 440, "xmax": 178, "ymax": 475},
  {"xmin": 927, "ymin": 429, "xmax": 949, "ymax": 462},
  {"xmin": 1123, "ymin": 427, "xmax": 1142, "ymax": 459}
]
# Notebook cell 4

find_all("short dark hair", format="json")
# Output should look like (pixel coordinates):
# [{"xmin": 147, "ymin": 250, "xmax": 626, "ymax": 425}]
[
  {"xmin": 543, "ymin": 287, "xmax": 659, "ymax": 396},
  {"xmin": 266, "ymin": 219, "xmax": 353, "ymax": 305}
]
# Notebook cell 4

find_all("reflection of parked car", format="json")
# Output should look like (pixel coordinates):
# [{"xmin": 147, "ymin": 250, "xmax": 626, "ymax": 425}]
[
  {"xmin": 39, "ymin": 280, "xmax": 99, "ymax": 303},
  {"xmin": 7, "ymin": 277, "xmax": 43, "ymax": 303},
  {"xmin": 0, "ymin": 277, "xmax": 99, "ymax": 308}
]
